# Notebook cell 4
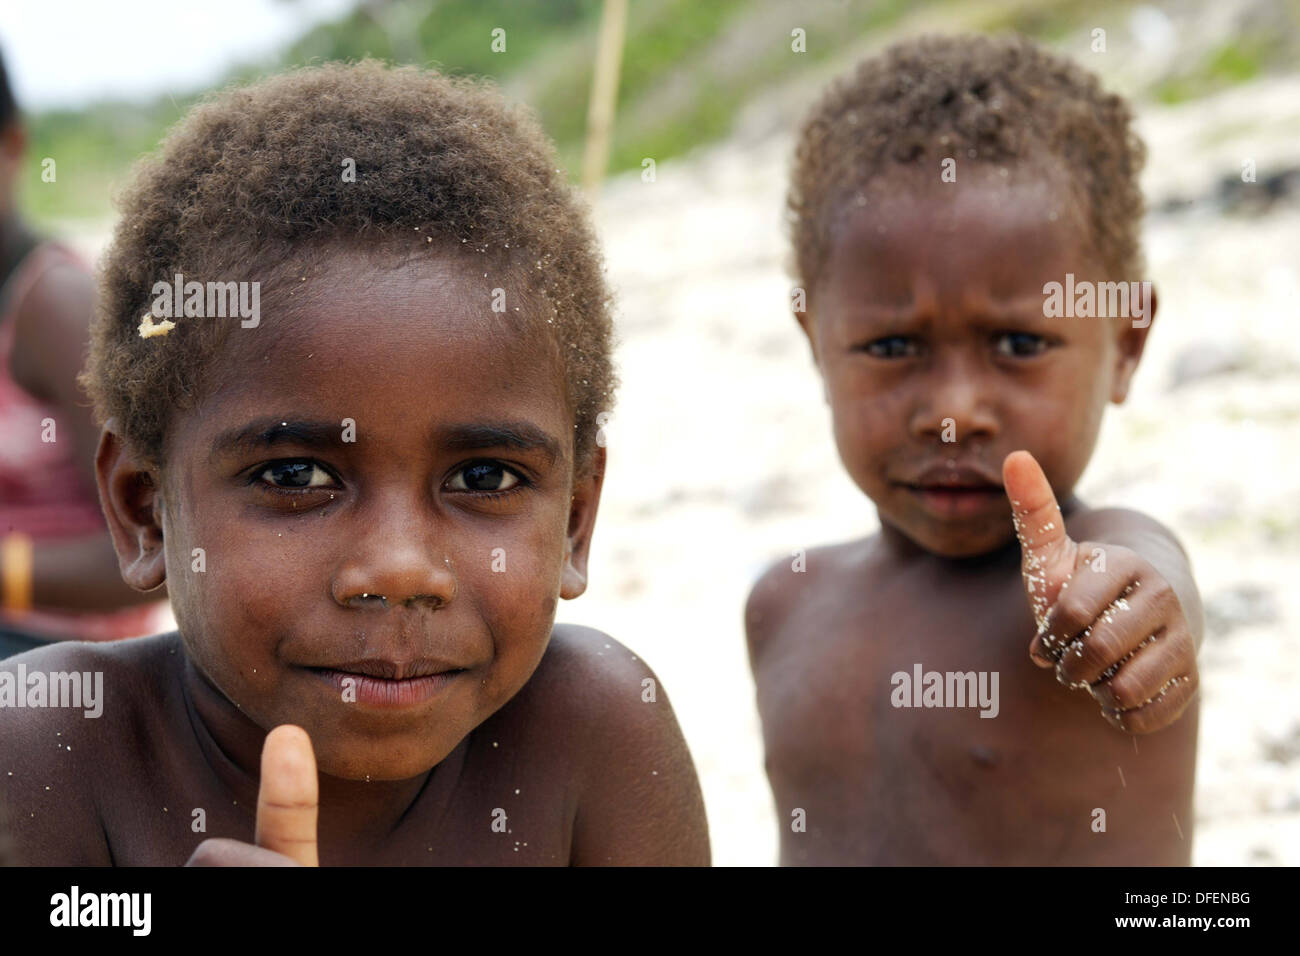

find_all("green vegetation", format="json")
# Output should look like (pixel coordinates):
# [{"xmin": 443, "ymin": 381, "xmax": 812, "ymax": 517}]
[
  {"xmin": 1155, "ymin": 36, "xmax": 1282, "ymax": 104},
  {"xmin": 19, "ymin": 0, "xmax": 913, "ymax": 224},
  {"xmin": 16, "ymin": 0, "xmax": 1300, "ymax": 228},
  {"xmin": 22, "ymin": 96, "xmax": 199, "ymax": 222}
]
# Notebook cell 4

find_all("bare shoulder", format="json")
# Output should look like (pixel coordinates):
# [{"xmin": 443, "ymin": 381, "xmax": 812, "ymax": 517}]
[
  {"xmin": 0, "ymin": 634, "xmax": 172, "ymax": 724},
  {"xmin": 1067, "ymin": 505, "xmax": 1188, "ymax": 556},
  {"xmin": 13, "ymin": 257, "xmax": 94, "ymax": 336},
  {"xmin": 525, "ymin": 622, "xmax": 650, "ymax": 703},
  {"xmin": 0, "ymin": 633, "xmax": 180, "ymax": 864},
  {"xmin": 744, "ymin": 537, "xmax": 873, "ymax": 668},
  {"xmin": 518, "ymin": 623, "xmax": 685, "ymax": 767},
  {"xmin": 516, "ymin": 623, "xmax": 709, "ymax": 865},
  {"xmin": 11, "ymin": 257, "xmax": 95, "ymax": 397},
  {"xmin": 0, "ymin": 635, "xmax": 178, "ymax": 796}
]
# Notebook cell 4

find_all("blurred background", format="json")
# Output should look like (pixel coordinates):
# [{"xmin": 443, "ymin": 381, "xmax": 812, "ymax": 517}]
[{"xmin": 3, "ymin": 0, "xmax": 1297, "ymax": 866}]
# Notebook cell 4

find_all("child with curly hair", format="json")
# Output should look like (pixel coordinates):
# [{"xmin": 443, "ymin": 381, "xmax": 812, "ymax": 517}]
[
  {"xmin": 0, "ymin": 61, "xmax": 707, "ymax": 866},
  {"xmin": 747, "ymin": 34, "xmax": 1202, "ymax": 865}
]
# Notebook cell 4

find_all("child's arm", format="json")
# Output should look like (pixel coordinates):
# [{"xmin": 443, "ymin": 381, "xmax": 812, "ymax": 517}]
[
  {"xmin": 562, "ymin": 629, "xmax": 710, "ymax": 866},
  {"xmin": 1003, "ymin": 451, "xmax": 1202, "ymax": 735},
  {"xmin": 743, "ymin": 557, "xmax": 794, "ymax": 679},
  {"xmin": 11, "ymin": 260, "xmax": 164, "ymax": 610}
]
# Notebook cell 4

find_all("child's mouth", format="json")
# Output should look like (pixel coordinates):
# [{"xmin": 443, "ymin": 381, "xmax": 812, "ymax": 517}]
[
  {"xmin": 896, "ymin": 463, "xmax": 1005, "ymax": 519},
  {"xmin": 306, "ymin": 660, "xmax": 469, "ymax": 709}
]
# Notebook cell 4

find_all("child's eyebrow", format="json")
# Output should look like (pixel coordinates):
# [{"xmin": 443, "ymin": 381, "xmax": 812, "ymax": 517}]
[
  {"xmin": 436, "ymin": 422, "xmax": 563, "ymax": 464},
  {"xmin": 843, "ymin": 294, "xmax": 1053, "ymax": 325},
  {"xmin": 210, "ymin": 418, "xmax": 564, "ymax": 463},
  {"xmin": 211, "ymin": 418, "xmax": 342, "ymax": 456}
]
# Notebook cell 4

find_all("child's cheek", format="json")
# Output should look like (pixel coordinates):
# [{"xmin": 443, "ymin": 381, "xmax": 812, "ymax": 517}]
[
  {"xmin": 169, "ymin": 511, "xmax": 305, "ymax": 691},
  {"xmin": 1009, "ymin": 373, "xmax": 1104, "ymax": 491},
  {"xmin": 828, "ymin": 384, "xmax": 903, "ymax": 493},
  {"xmin": 471, "ymin": 512, "xmax": 568, "ymax": 698}
]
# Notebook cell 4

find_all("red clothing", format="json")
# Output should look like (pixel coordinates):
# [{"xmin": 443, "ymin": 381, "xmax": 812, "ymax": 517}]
[{"xmin": 0, "ymin": 240, "xmax": 170, "ymax": 640}]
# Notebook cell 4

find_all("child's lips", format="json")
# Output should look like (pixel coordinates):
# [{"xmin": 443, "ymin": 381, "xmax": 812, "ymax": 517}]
[
  {"xmin": 316, "ymin": 657, "xmax": 466, "ymax": 680},
  {"xmin": 896, "ymin": 468, "xmax": 1005, "ymax": 519},
  {"xmin": 903, "ymin": 462, "xmax": 1003, "ymax": 489},
  {"xmin": 302, "ymin": 657, "xmax": 470, "ymax": 708}
]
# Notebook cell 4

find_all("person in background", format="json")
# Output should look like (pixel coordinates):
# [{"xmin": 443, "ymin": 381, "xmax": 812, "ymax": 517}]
[{"xmin": 0, "ymin": 48, "xmax": 169, "ymax": 656}]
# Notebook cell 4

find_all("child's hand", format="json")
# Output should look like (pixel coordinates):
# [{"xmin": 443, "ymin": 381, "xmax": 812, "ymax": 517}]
[
  {"xmin": 1002, "ymin": 451, "xmax": 1198, "ymax": 735},
  {"xmin": 185, "ymin": 724, "xmax": 320, "ymax": 866}
]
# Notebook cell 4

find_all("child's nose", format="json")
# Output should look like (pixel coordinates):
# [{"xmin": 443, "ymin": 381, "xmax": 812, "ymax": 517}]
[
  {"xmin": 910, "ymin": 360, "xmax": 998, "ymax": 442},
  {"xmin": 329, "ymin": 510, "xmax": 457, "ymax": 610}
]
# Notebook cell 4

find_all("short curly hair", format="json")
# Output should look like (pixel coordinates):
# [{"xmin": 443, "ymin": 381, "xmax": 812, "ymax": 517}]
[
  {"xmin": 83, "ymin": 60, "xmax": 615, "ymax": 472},
  {"xmin": 788, "ymin": 33, "xmax": 1147, "ymax": 298}
]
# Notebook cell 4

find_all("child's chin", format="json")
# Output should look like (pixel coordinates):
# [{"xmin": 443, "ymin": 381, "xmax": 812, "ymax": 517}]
[
  {"xmin": 903, "ymin": 522, "xmax": 1012, "ymax": 560},
  {"xmin": 928, "ymin": 540, "xmax": 1001, "ymax": 559}
]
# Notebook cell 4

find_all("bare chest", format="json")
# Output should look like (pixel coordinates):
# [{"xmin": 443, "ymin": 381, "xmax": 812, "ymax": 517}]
[{"xmin": 754, "ymin": 572, "xmax": 1169, "ymax": 863}]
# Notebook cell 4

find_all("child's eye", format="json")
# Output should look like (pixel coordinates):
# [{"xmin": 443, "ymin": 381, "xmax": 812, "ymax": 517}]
[
  {"xmin": 860, "ymin": 335, "xmax": 920, "ymax": 358},
  {"xmin": 446, "ymin": 461, "xmax": 523, "ymax": 494},
  {"xmin": 994, "ymin": 332, "xmax": 1051, "ymax": 357},
  {"xmin": 258, "ymin": 460, "xmax": 335, "ymax": 489}
]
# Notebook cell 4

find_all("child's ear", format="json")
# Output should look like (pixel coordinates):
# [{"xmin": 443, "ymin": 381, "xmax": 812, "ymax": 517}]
[
  {"xmin": 1110, "ymin": 284, "xmax": 1157, "ymax": 404},
  {"xmin": 560, "ymin": 445, "xmax": 606, "ymax": 600},
  {"xmin": 95, "ymin": 423, "xmax": 167, "ymax": 591}
]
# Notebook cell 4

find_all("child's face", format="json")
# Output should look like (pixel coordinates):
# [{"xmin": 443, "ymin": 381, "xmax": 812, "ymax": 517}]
[
  {"xmin": 802, "ymin": 167, "xmax": 1151, "ymax": 558},
  {"xmin": 145, "ymin": 249, "xmax": 601, "ymax": 780}
]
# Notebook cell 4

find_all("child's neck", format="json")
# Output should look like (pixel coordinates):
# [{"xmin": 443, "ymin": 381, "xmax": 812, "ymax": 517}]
[
  {"xmin": 177, "ymin": 640, "xmax": 463, "ymax": 846},
  {"xmin": 875, "ymin": 493, "xmax": 1085, "ymax": 568}
]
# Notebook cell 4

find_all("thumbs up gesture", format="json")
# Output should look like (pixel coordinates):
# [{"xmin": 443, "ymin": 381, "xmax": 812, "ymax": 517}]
[
  {"xmin": 1002, "ymin": 451, "xmax": 1198, "ymax": 735},
  {"xmin": 186, "ymin": 725, "xmax": 320, "ymax": 866}
]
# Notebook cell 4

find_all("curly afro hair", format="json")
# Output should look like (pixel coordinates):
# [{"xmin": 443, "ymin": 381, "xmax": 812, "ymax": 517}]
[
  {"xmin": 83, "ymin": 59, "xmax": 615, "ymax": 472},
  {"xmin": 788, "ymin": 33, "xmax": 1147, "ymax": 299}
]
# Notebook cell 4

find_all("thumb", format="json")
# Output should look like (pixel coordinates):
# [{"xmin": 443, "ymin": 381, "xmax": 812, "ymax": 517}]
[
  {"xmin": 1002, "ymin": 450, "xmax": 1077, "ymax": 640},
  {"xmin": 255, "ymin": 724, "xmax": 319, "ymax": 867}
]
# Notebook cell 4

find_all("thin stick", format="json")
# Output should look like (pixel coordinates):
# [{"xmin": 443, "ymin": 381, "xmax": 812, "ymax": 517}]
[{"xmin": 582, "ymin": 0, "xmax": 629, "ymax": 200}]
